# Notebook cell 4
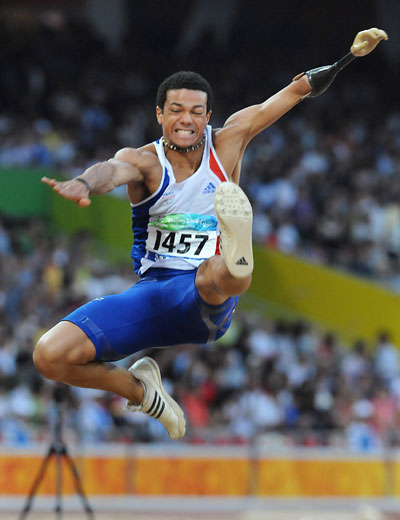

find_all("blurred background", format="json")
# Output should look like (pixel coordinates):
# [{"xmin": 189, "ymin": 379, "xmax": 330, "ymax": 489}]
[{"xmin": 1, "ymin": 0, "xmax": 400, "ymax": 514}]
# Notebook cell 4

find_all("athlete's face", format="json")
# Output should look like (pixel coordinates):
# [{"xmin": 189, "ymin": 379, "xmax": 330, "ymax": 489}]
[{"xmin": 156, "ymin": 89, "xmax": 211, "ymax": 148}]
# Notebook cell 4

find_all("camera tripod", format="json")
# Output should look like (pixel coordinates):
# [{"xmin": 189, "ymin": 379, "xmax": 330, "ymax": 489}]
[{"xmin": 19, "ymin": 385, "xmax": 95, "ymax": 519}]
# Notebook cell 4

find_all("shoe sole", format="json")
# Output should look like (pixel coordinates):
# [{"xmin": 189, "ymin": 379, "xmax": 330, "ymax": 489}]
[
  {"xmin": 130, "ymin": 356, "xmax": 186, "ymax": 439},
  {"xmin": 214, "ymin": 182, "xmax": 253, "ymax": 278}
]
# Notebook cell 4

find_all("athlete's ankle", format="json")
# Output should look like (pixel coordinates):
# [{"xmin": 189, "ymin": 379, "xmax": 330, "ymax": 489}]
[{"xmin": 129, "ymin": 377, "xmax": 145, "ymax": 405}]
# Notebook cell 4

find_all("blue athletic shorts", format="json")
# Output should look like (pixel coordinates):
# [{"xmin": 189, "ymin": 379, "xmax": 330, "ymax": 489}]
[{"xmin": 62, "ymin": 268, "xmax": 238, "ymax": 361}]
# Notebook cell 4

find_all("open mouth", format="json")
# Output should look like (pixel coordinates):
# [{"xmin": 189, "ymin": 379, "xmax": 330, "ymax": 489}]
[{"xmin": 174, "ymin": 129, "xmax": 195, "ymax": 135}]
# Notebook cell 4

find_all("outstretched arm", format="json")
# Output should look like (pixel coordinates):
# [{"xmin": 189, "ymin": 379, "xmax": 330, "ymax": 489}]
[
  {"xmin": 297, "ymin": 27, "xmax": 388, "ymax": 99},
  {"xmin": 215, "ymin": 27, "xmax": 388, "ymax": 176},
  {"xmin": 41, "ymin": 148, "xmax": 158, "ymax": 207}
]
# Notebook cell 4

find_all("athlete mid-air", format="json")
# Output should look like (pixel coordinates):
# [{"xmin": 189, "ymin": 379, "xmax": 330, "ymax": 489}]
[{"xmin": 34, "ymin": 28, "xmax": 388, "ymax": 439}]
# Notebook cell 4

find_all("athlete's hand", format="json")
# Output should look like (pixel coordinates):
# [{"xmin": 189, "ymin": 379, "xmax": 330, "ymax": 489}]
[
  {"xmin": 41, "ymin": 176, "xmax": 91, "ymax": 207},
  {"xmin": 350, "ymin": 28, "xmax": 388, "ymax": 57}
]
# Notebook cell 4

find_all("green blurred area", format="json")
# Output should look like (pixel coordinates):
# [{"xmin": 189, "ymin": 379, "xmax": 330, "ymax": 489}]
[
  {"xmin": 0, "ymin": 168, "xmax": 51, "ymax": 218},
  {"xmin": 0, "ymin": 169, "xmax": 132, "ymax": 262}
]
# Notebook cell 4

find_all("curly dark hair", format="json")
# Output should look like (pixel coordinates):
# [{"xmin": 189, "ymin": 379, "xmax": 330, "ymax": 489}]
[{"xmin": 156, "ymin": 71, "xmax": 213, "ymax": 112}]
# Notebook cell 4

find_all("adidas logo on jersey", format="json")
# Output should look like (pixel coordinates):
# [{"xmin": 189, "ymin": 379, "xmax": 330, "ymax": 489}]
[
  {"xmin": 236, "ymin": 257, "xmax": 248, "ymax": 266},
  {"xmin": 202, "ymin": 182, "xmax": 216, "ymax": 194}
]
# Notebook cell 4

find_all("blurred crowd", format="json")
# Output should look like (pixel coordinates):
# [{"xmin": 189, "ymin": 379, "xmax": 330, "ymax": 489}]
[
  {"xmin": 1, "ymin": 219, "xmax": 400, "ymax": 452},
  {"xmin": 1, "ymin": 8, "xmax": 400, "ymax": 450}
]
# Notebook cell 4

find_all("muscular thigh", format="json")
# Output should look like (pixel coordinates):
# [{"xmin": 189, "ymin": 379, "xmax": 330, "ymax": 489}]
[{"xmin": 63, "ymin": 269, "xmax": 238, "ymax": 361}]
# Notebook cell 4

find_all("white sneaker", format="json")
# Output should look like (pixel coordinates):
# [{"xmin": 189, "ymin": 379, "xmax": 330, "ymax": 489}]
[
  {"xmin": 126, "ymin": 356, "xmax": 186, "ymax": 440},
  {"xmin": 214, "ymin": 182, "xmax": 254, "ymax": 278}
]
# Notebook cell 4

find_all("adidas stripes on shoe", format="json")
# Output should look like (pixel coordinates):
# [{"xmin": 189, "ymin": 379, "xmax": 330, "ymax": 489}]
[
  {"xmin": 214, "ymin": 182, "xmax": 254, "ymax": 278},
  {"xmin": 126, "ymin": 357, "xmax": 186, "ymax": 440}
]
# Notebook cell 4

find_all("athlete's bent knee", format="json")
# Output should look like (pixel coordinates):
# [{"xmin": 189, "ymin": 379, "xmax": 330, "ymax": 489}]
[
  {"xmin": 33, "ymin": 322, "xmax": 96, "ymax": 381},
  {"xmin": 214, "ymin": 270, "xmax": 252, "ymax": 296},
  {"xmin": 234, "ymin": 273, "xmax": 252, "ymax": 295},
  {"xmin": 33, "ymin": 336, "xmax": 64, "ymax": 381}
]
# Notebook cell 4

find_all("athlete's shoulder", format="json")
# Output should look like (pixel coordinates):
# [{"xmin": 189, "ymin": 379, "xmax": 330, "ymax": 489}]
[
  {"xmin": 210, "ymin": 127, "xmax": 224, "ymax": 145},
  {"xmin": 116, "ymin": 142, "xmax": 157, "ymax": 157},
  {"xmin": 138, "ymin": 142, "xmax": 158, "ymax": 155},
  {"xmin": 114, "ymin": 143, "xmax": 159, "ymax": 169},
  {"xmin": 211, "ymin": 123, "xmax": 242, "ymax": 150}
]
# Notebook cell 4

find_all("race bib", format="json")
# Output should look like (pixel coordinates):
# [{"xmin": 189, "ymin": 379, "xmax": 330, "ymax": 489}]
[{"xmin": 146, "ymin": 213, "xmax": 218, "ymax": 260}]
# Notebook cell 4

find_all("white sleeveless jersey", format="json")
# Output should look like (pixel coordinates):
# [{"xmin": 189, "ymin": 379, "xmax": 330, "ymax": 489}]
[{"xmin": 130, "ymin": 125, "xmax": 229, "ymax": 275}]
